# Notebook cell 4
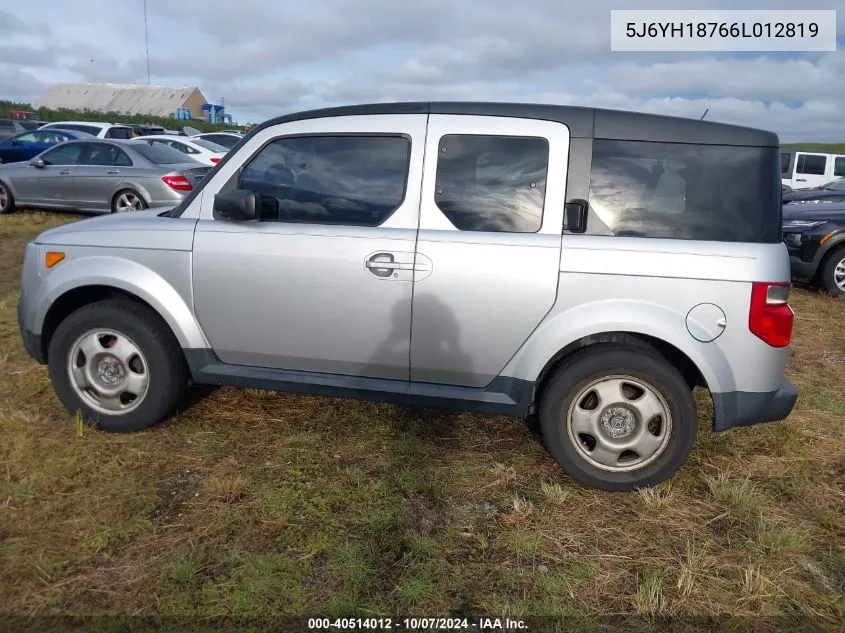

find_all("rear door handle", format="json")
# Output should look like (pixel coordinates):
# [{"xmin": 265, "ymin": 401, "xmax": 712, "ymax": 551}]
[
  {"xmin": 59, "ymin": 169, "xmax": 72, "ymax": 175},
  {"xmin": 106, "ymin": 170, "xmax": 120, "ymax": 174},
  {"xmin": 796, "ymin": 178, "xmax": 807, "ymax": 182}
]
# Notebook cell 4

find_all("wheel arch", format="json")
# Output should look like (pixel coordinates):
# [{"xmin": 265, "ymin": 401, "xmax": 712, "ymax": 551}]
[{"xmin": 34, "ymin": 256, "xmax": 208, "ymax": 362}]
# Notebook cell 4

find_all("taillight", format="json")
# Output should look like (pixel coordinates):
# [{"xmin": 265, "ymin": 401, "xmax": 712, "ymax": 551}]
[
  {"xmin": 749, "ymin": 282, "xmax": 794, "ymax": 347},
  {"xmin": 210, "ymin": 157, "xmax": 221, "ymax": 164},
  {"xmin": 161, "ymin": 175, "xmax": 192, "ymax": 192}
]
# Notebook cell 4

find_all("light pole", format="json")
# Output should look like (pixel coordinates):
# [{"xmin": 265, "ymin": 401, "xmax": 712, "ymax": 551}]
[
  {"xmin": 90, "ymin": 58, "xmax": 95, "ymax": 83},
  {"xmin": 143, "ymin": 0, "xmax": 151, "ymax": 84}
]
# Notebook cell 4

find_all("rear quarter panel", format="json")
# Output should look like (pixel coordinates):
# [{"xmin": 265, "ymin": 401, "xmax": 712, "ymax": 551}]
[{"xmin": 501, "ymin": 236, "xmax": 791, "ymax": 394}]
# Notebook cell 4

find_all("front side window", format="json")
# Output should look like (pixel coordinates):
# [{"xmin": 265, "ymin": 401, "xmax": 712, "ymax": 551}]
[
  {"xmin": 238, "ymin": 135, "xmax": 411, "ymax": 226},
  {"xmin": 105, "ymin": 127, "xmax": 133, "ymax": 140},
  {"xmin": 40, "ymin": 143, "xmax": 84, "ymax": 166},
  {"xmin": 834, "ymin": 157, "xmax": 845, "ymax": 178},
  {"xmin": 434, "ymin": 135, "xmax": 548, "ymax": 233},
  {"xmin": 589, "ymin": 139, "xmax": 779, "ymax": 243},
  {"xmin": 780, "ymin": 152, "xmax": 792, "ymax": 175},
  {"xmin": 797, "ymin": 154, "xmax": 826, "ymax": 175}
]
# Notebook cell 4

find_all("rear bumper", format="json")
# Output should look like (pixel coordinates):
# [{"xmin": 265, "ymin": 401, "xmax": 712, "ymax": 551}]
[{"xmin": 711, "ymin": 379, "xmax": 798, "ymax": 432}]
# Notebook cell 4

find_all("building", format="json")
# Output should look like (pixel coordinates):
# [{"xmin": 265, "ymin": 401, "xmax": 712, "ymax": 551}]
[{"xmin": 34, "ymin": 83, "xmax": 210, "ymax": 119}]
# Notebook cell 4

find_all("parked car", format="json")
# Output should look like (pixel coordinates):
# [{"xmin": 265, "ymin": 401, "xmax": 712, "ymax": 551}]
[
  {"xmin": 0, "ymin": 128, "xmax": 94, "ymax": 164},
  {"xmin": 0, "ymin": 119, "xmax": 28, "ymax": 140},
  {"xmin": 38, "ymin": 121, "xmax": 135, "ymax": 139},
  {"xmin": 133, "ymin": 135, "xmax": 227, "ymax": 166},
  {"xmin": 781, "ymin": 149, "xmax": 845, "ymax": 189},
  {"xmin": 782, "ymin": 177, "xmax": 845, "ymax": 204},
  {"xmin": 128, "ymin": 124, "xmax": 167, "ymax": 137},
  {"xmin": 16, "ymin": 102, "xmax": 796, "ymax": 492},
  {"xmin": 190, "ymin": 132, "xmax": 243, "ymax": 150},
  {"xmin": 0, "ymin": 139, "xmax": 210, "ymax": 214},
  {"xmin": 782, "ymin": 201, "xmax": 845, "ymax": 294}
]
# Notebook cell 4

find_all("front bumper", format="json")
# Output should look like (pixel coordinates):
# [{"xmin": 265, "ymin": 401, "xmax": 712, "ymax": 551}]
[
  {"xmin": 788, "ymin": 255, "xmax": 817, "ymax": 281},
  {"xmin": 18, "ymin": 298, "xmax": 46, "ymax": 364},
  {"xmin": 711, "ymin": 379, "xmax": 798, "ymax": 432}
]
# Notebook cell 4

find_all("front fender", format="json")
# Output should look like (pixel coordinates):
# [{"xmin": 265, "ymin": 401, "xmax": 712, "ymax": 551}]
[
  {"xmin": 32, "ymin": 254, "xmax": 208, "ymax": 349},
  {"xmin": 500, "ymin": 298, "xmax": 733, "ymax": 393}
]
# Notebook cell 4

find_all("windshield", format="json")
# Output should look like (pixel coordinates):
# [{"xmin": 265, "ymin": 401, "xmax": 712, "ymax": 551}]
[
  {"xmin": 192, "ymin": 137, "xmax": 228, "ymax": 153},
  {"xmin": 130, "ymin": 141, "xmax": 196, "ymax": 165},
  {"xmin": 823, "ymin": 178, "xmax": 845, "ymax": 191}
]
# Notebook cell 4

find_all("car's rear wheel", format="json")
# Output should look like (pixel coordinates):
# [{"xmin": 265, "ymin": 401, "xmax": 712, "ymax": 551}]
[
  {"xmin": 0, "ymin": 181, "xmax": 15, "ymax": 214},
  {"xmin": 112, "ymin": 189, "xmax": 147, "ymax": 213},
  {"xmin": 47, "ymin": 299, "xmax": 188, "ymax": 432},
  {"xmin": 817, "ymin": 245, "xmax": 845, "ymax": 296},
  {"xmin": 539, "ymin": 345, "xmax": 697, "ymax": 492}
]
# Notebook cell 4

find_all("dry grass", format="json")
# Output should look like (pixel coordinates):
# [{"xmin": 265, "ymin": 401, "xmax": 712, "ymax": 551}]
[{"xmin": 0, "ymin": 210, "xmax": 844, "ymax": 626}]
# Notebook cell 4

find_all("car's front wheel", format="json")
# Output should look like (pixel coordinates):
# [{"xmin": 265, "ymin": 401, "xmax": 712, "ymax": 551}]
[
  {"xmin": 47, "ymin": 299, "xmax": 188, "ymax": 432},
  {"xmin": 0, "ymin": 181, "xmax": 15, "ymax": 214},
  {"xmin": 539, "ymin": 345, "xmax": 697, "ymax": 491},
  {"xmin": 817, "ymin": 245, "xmax": 845, "ymax": 296}
]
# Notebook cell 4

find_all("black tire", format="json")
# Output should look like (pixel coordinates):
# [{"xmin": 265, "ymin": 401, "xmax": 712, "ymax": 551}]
[
  {"xmin": 47, "ymin": 299, "xmax": 188, "ymax": 432},
  {"xmin": 817, "ymin": 245, "xmax": 845, "ymax": 296},
  {"xmin": 0, "ymin": 181, "xmax": 15, "ymax": 214},
  {"xmin": 111, "ymin": 189, "xmax": 148, "ymax": 213},
  {"xmin": 539, "ymin": 344, "xmax": 697, "ymax": 492}
]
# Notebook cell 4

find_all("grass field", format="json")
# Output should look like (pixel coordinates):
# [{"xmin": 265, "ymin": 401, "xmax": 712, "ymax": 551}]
[{"xmin": 0, "ymin": 212, "xmax": 843, "ymax": 630}]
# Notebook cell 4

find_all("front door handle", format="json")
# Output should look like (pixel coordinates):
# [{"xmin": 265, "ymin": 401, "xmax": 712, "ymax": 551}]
[
  {"xmin": 59, "ymin": 169, "xmax": 72, "ymax": 175},
  {"xmin": 106, "ymin": 169, "xmax": 120, "ymax": 174},
  {"xmin": 365, "ymin": 252, "xmax": 414, "ymax": 279},
  {"xmin": 796, "ymin": 178, "xmax": 807, "ymax": 182}
]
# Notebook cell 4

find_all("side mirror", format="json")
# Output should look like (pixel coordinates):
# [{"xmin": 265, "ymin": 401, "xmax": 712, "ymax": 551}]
[
  {"xmin": 213, "ymin": 189, "xmax": 259, "ymax": 221},
  {"xmin": 31, "ymin": 158, "xmax": 45, "ymax": 168},
  {"xmin": 563, "ymin": 199, "xmax": 588, "ymax": 233}
]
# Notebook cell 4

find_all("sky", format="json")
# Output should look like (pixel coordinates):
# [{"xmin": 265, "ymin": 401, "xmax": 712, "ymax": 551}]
[{"xmin": 1, "ymin": 0, "xmax": 843, "ymax": 142}]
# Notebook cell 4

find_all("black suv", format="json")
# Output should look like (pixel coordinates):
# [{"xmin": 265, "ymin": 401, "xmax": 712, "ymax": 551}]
[
  {"xmin": 782, "ymin": 201, "xmax": 845, "ymax": 294},
  {"xmin": 783, "ymin": 177, "xmax": 845, "ymax": 204}
]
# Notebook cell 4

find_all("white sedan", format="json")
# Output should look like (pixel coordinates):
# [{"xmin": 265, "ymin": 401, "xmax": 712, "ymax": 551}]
[{"xmin": 134, "ymin": 135, "xmax": 228, "ymax": 166}]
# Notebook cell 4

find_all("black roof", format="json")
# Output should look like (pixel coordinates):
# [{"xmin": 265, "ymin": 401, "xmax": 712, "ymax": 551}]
[{"xmin": 253, "ymin": 102, "xmax": 779, "ymax": 147}]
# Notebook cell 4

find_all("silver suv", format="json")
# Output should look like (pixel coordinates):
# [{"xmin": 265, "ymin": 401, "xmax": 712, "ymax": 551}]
[{"xmin": 17, "ymin": 102, "xmax": 798, "ymax": 491}]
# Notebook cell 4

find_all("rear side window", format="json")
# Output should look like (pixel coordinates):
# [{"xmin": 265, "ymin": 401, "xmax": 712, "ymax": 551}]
[
  {"xmin": 105, "ymin": 127, "xmax": 133, "ymax": 140},
  {"xmin": 796, "ymin": 154, "xmax": 826, "ymax": 175},
  {"xmin": 835, "ymin": 157, "xmax": 845, "ymax": 177},
  {"xmin": 0, "ymin": 120, "xmax": 15, "ymax": 130},
  {"xmin": 239, "ymin": 135, "xmax": 411, "ymax": 226},
  {"xmin": 82, "ymin": 143, "xmax": 133, "ymax": 167},
  {"xmin": 780, "ymin": 152, "xmax": 793, "ymax": 175},
  {"xmin": 589, "ymin": 140, "xmax": 779, "ymax": 243},
  {"xmin": 434, "ymin": 135, "xmax": 548, "ymax": 232}
]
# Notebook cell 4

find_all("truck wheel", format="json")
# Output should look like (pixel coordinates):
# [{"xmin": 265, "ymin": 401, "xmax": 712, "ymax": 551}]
[
  {"xmin": 0, "ymin": 182, "xmax": 15, "ymax": 214},
  {"xmin": 818, "ymin": 245, "xmax": 845, "ymax": 296},
  {"xmin": 47, "ymin": 299, "xmax": 188, "ymax": 432},
  {"xmin": 539, "ymin": 345, "xmax": 697, "ymax": 492}
]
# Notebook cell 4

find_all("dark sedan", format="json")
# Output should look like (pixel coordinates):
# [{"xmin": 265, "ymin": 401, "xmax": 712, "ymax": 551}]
[
  {"xmin": 0, "ymin": 128, "xmax": 93, "ymax": 164},
  {"xmin": 782, "ymin": 201, "xmax": 845, "ymax": 294},
  {"xmin": 783, "ymin": 177, "xmax": 845, "ymax": 204}
]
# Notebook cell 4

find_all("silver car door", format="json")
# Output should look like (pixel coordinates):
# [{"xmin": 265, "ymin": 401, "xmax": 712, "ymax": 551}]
[
  {"xmin": 74, "ymin": 142, "xmax": 134, "ymax": 211},
  {"xmin": 411, "ymin": 115, "xmax": 569, "ymax": 387},
  {"xmin": 191, "ymin": 114, "xmax": 426, "ymax": 380},
  {"xmin": 15, "ymin": 142, "xmax": 83, "ymax": 206}
]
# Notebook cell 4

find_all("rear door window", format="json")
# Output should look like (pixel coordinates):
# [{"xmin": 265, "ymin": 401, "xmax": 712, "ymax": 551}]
[
  {"xmin": 81, "ymin": 143, "xmax": 133, "ymax": 166},
  {"xmin": 796, "ymin": 154, "xmax": 827, "ymax": 176},
  {"xmin": 105, "ymin": 127, "xmax": 134, "ymax": 140},
  {"xmin": 433, "ymin": 134, "xmax": 548, "ymax": 232},
  {"xmin": 589, "ymin": 140, "xmax": 779, "ymax": 243}
]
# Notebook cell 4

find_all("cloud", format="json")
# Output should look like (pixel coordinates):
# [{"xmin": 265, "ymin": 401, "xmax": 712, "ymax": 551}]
[{"xmin": 2, "ymin": 0, "xmax": 843, "ymax": 140}]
